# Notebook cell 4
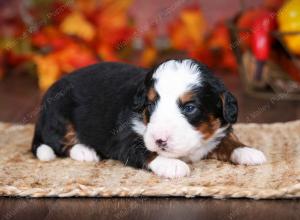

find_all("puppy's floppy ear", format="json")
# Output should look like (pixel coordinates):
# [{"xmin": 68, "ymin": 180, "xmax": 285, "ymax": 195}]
[
  {"xmin": 133, "ymin": 83, "xmax": 147, "ymax": 113},
  {"xmin": 220, "ymin": 91, "xmax": 238, "ymax": 124}
]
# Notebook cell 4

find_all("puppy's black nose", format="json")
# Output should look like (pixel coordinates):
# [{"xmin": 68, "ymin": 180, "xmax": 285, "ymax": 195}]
[{"xmin": 155, "ymin": 139, "xmax": 167, "ymax": 148}]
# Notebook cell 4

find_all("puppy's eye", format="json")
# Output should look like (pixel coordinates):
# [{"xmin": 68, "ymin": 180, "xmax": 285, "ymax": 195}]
[
  {"xmin": 147, "ymin": 102, "xmax": 156, "ymax": 113},
  {"xmin": 182, "ymin": 103, "xmax": 197, "ymax": 114}
]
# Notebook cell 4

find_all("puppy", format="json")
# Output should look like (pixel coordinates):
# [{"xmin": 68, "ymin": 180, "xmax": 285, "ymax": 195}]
[{"xmin": 32, "ymin": 59, "xmax": 266, "ymax": 178}]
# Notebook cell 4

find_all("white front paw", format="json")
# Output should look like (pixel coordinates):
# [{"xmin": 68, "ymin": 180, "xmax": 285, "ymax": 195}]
[
  {"xmin": 231, "ymin": 147, "xmax": 267, "ymax": 165},
  {"xmin": 148, "ymin": 156, "xmax": 191, "ymax": 178}
]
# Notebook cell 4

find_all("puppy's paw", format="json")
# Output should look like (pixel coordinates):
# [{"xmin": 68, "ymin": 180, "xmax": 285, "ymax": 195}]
[
  {"xmin": 148, "ymin": 156, "xmax": 191, "ymax": 178},
  {"xmin": 36, "ymin": 144, "xmax": 56, "ymax": 161},
  {"xmin": 230, "ymin": 147, "xmax": 266, "ymax": 165},
  {"xmin": 70, "ymin": 144, "xmax": 100, "ymax": 162}
]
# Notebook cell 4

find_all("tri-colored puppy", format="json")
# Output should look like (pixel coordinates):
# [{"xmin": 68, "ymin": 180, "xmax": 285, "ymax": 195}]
[{"xmin": 32, "ymin": 59, "xmax": 266, "ymax": 178}]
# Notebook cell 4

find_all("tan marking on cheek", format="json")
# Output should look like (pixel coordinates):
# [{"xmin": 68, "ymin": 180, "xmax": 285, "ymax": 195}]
[
  {"xmin": 206, "ymin": 133, "xmax": 245, "ymax": 162},
  {"xmin": 147, "ymin": 87, "xmax": 157, "ymax": 102},
  {"xmin": 197, "ymin": 115, "xmax": 221, "ymax": 140},
  {"xmin": 180, "ymin": 91, "xmax": 194, "ymax": 104}
]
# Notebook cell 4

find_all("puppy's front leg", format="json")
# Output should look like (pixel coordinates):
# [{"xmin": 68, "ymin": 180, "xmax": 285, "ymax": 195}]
[
  {"xmin": 207, "ymin": 133, "xmax": 267, "ymax": 165},
  {"xmin": 148, "ymin": 156, "xmax": 191, "ymax": 178}
]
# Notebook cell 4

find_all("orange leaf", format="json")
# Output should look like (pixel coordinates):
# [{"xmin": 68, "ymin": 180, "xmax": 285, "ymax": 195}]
[
  {"xmin": 139, "ymin": 47, "xmax": 157, "ymax": 67},
  {"xmin": 168, "ymin": 5, "xmax": 206, "ymax": 51}
]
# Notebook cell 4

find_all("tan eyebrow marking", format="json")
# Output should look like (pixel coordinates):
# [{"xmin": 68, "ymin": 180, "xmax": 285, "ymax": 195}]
[
  {"xmin": 143, "ymin": 87, "xmax": 158, "ymax": 125},
  {"xmin": 179, "ymin": 91, "xmax": 194, "ymax": 104},
  {"xmin": 147, "ymin": 87, "xmax": 158, "ymax": 102}
]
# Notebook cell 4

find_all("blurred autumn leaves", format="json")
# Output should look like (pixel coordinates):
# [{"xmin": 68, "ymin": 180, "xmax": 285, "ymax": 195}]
[
  {"xmin": 32, "ymin": 0, "xmax": 136, "ymax": 90},
  {"xmin": 0, "ymin": 0, "xmax": 237, "ymax": 90}
]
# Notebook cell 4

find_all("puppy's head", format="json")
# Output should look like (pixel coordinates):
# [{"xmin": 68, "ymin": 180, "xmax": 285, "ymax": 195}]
[{"xmin": 133, "ymin": 59, "xmax": 238, "ymax": 158}]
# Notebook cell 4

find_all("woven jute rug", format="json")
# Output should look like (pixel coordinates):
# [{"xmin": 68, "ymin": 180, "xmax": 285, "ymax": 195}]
[{"xmin": 0, "ymin": 121, "xmax": 300, "ymax": 199}]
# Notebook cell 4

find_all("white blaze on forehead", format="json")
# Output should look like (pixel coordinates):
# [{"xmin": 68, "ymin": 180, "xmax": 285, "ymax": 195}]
[{"xmin": 153, "ymin": 60, "xmax": 201, "ymax": 99}]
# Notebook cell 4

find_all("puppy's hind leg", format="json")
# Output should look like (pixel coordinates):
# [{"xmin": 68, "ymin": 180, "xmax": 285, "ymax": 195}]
[
  {"xmin": 69, "ymin": 144, "xmax": 100, "ymax": 162},
  {"xmin": 32, "ymin": 80, "xmax": 73, "ymax": 161},
  {"xmin": 32, "ymin": 113, "xmax": 69, "ymax": 161},
  {"xmin": 32, "ymin": 112, "xmax": 70, "ymax": 161}
]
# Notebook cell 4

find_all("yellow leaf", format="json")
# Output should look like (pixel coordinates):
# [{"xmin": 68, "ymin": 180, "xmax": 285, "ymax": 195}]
[
  {"xmin": 60, "ymin": 11, "xmax": 95, "ymax": 41},
  {"xmin": 34, "ymin": 56, "xmax": 60, "ymax": 91},
  {"xmin": 278, "ymin": 0, "xmax": 300, "ymax": 54},
  {"xmin": 181, "ymin": 9, "xmax": 206, "ymax": 46}
]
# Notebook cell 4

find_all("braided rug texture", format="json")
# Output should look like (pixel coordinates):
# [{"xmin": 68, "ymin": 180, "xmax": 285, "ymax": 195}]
[{"xmin": 0, "ymin": 121, "xmax": 300, "ymax": 199}]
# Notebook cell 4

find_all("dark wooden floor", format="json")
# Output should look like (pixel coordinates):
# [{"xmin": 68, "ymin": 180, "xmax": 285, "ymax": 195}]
[
  {"xmin": 0, "ymin": 74, "xmax": 299, "ymax": 220},
  {"xmin": 1, "ymin": 198, "xmax": 300, "ymax": 220}
]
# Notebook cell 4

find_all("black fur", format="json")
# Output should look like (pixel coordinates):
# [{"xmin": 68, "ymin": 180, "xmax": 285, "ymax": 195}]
[
  {"xmin": 32, "ymin": 62, "xmax": 153, "ymax": 168},
  {"xmin": 32, "ymin": 60, "xmax": 238, "ymax": 169}
]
